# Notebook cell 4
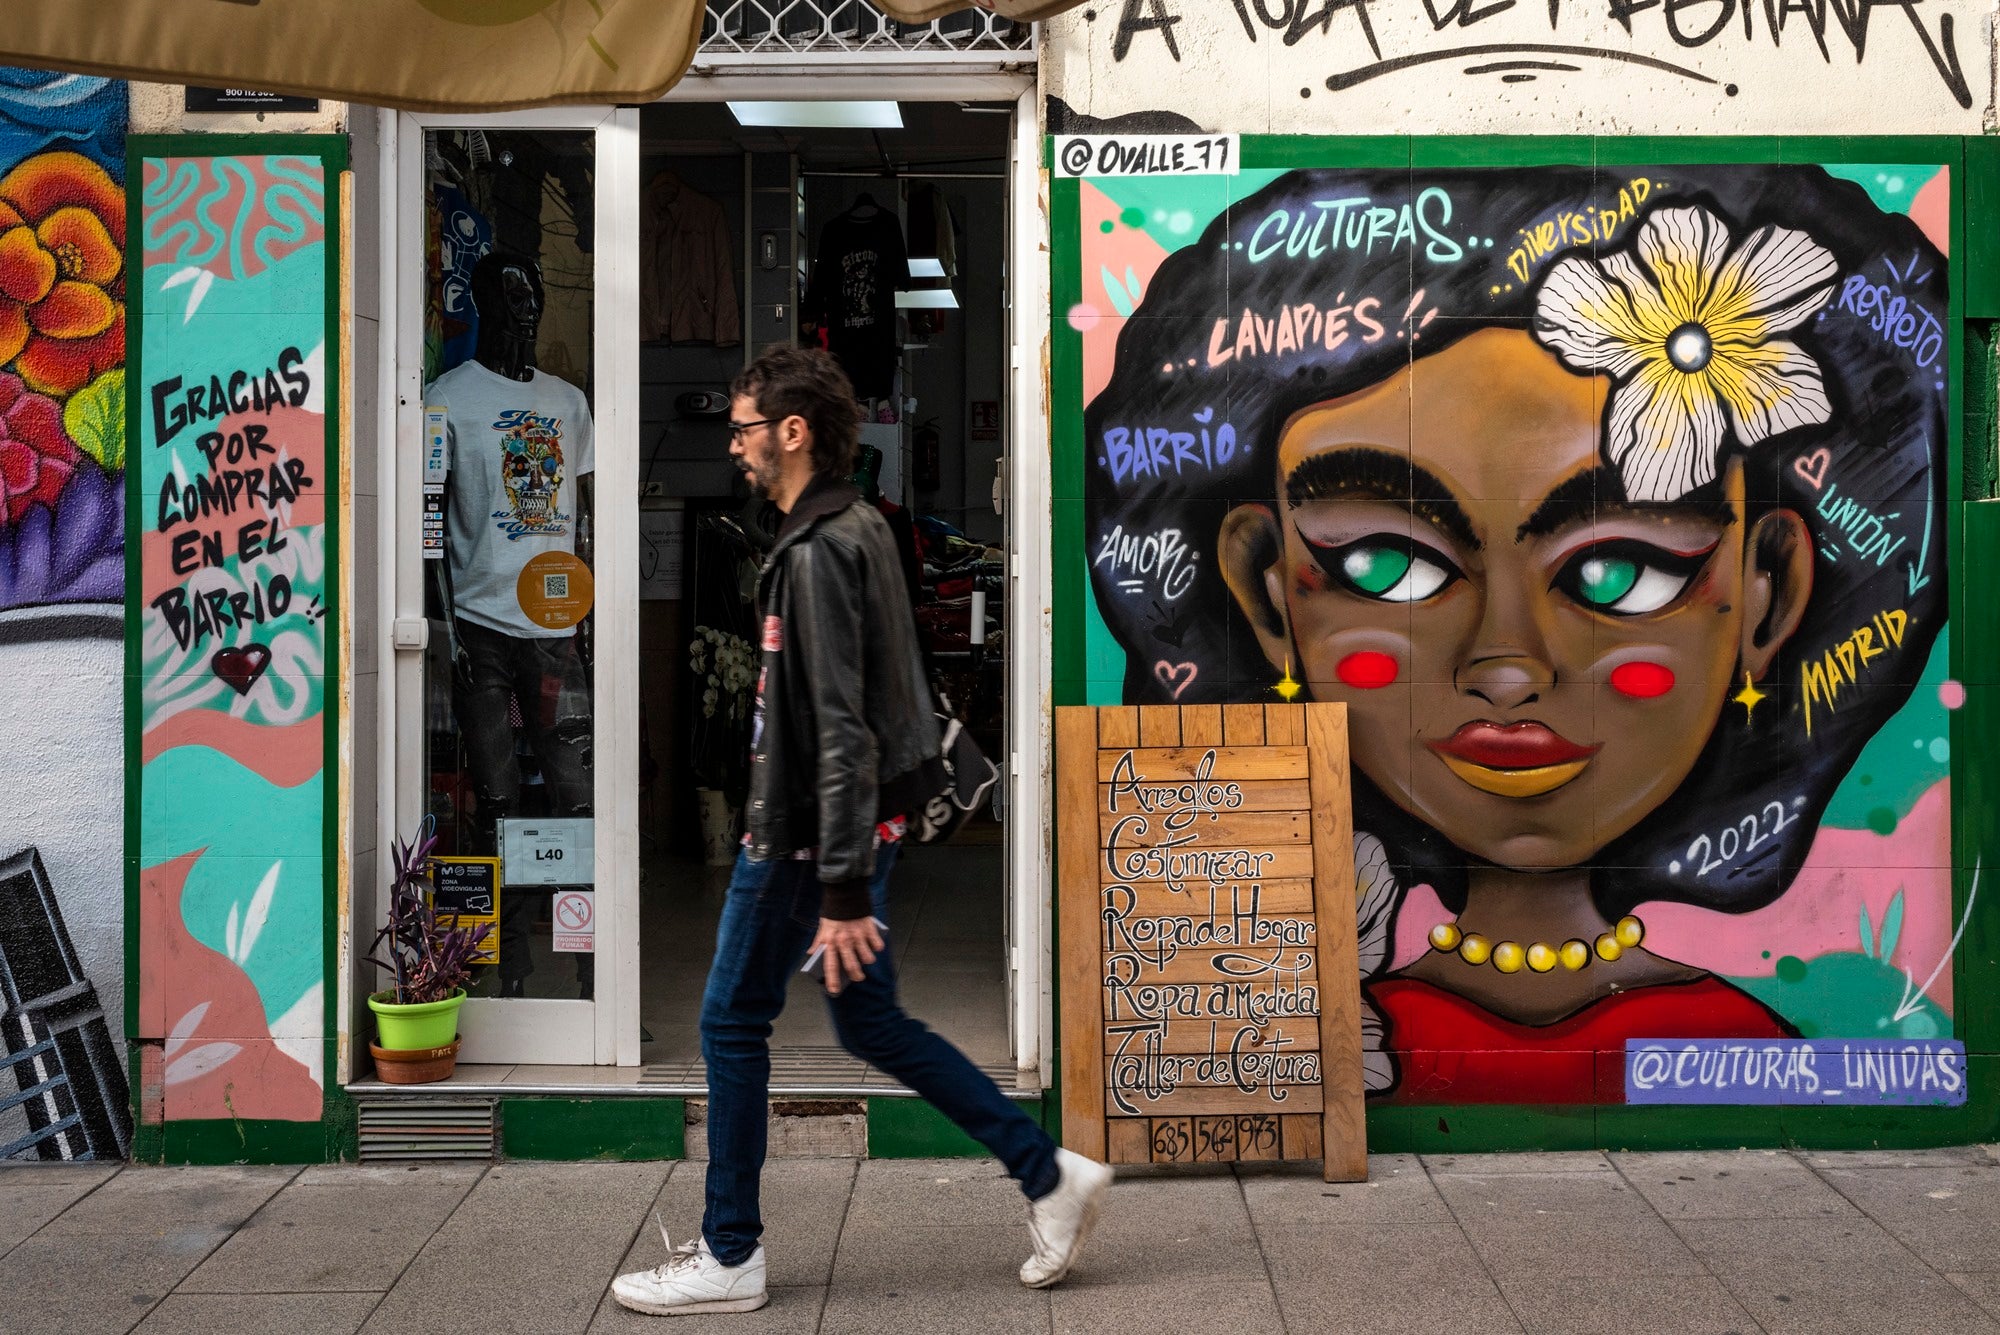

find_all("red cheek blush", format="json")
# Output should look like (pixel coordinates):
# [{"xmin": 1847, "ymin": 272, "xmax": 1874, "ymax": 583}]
[
  {"xmin": 1335, "ymin": 651, "xmax": 1400, "ymax": 690},
  {"xmin": 1609, "ymin": 661, "xmax": 1675, "ymax": 699}
]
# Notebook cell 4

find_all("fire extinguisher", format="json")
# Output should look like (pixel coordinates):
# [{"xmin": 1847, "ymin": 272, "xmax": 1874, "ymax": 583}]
[{"xmin": 914, "ymin": 418, "xmax": 942, "ymax": 493}]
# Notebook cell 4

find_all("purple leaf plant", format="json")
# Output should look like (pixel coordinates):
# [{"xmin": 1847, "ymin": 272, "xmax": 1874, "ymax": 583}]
[{"xmin": 364, "ymin": 820, "xmax": 493, "ymax": 1006}]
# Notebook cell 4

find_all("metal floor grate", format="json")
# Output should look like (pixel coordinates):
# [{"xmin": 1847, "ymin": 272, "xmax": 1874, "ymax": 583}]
[
  {"xmin": 356, "ymin": 1100, "xmax": 496, "ymax": 1161},
  {"xmin": 642, "ymin": 1045, "xmax": 1016, "ymax": 1091}
]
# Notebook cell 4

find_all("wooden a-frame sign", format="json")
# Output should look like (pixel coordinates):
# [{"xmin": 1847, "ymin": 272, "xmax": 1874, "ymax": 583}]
[{"xmin": 1056, "ymin": 703, "xmax": 1367, "ymax": 1182}]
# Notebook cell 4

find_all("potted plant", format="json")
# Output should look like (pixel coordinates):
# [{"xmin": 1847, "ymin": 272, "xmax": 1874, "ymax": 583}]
[
  {"xmin": 365, "ymin": 822, "xmax": 492, "ymax": 1084},
  {"xmin": 688, "ymin": 623, "xmax": 757, "ymax": 865}
]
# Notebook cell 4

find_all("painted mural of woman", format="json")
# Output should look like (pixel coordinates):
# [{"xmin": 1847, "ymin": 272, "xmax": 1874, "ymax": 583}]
[{"xmin": 1083, "ymin": 165, "xmax": 1948, "ymax": 1102}]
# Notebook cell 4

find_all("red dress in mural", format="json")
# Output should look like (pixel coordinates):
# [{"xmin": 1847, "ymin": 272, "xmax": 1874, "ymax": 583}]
[{"xmin": 1368, "ymin": 975, "xmax": 1795, "ymax": 1105}]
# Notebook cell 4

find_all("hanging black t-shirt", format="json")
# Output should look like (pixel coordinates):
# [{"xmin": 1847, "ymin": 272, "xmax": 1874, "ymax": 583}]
[{"xmin": 809, "ymin": 206, "xmax": 909, "ymax": 401}]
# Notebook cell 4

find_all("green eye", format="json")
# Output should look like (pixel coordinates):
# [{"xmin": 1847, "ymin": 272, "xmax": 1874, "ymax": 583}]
[
  {"xmin": 1304, "ymin": 533, "xmax": 1459, "ymax": 603},
  {"xmin": 1574, "ymin": 555, "xmax": 1638, "ymax": 607},
  {"xmin": 1341, "ymin": 544, "xmax": 1412, "ymax": 596},
  {"xmin": 1554, "ymin": 540, "xmax": 1714, "ymax": 616}
]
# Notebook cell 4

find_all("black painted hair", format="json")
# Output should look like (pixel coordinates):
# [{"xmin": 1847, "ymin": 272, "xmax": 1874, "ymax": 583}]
[{"xmin": 1083, "ymin": 164, "xmax": 1948, "ymax": 917}]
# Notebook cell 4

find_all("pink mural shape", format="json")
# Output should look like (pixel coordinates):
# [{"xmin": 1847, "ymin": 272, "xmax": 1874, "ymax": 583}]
[
  {"xmin": 142, "ymin": 155, "xmax": 328, "ymax": 278},
  {"xmin": 1079, "ymin": 181, "xmax": 1170, "ymax": 404},
  {"xmin": 139, "ymin": 852, "xmax": 321, "ymax": 1122},
  {"xmin": 1391, "ymin": 779, "xmax": 1956, "ymax": 1017}
]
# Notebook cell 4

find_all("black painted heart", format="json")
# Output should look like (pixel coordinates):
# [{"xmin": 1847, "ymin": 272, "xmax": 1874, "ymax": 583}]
[{"xmin": 211, "ymin": 644, "xmax": 272, "ymax": 695}]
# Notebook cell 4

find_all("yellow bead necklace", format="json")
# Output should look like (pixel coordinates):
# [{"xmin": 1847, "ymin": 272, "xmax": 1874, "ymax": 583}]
[{"xmin": 1427, "ymin": 915, "xmax": 1646, "ymax": 974}]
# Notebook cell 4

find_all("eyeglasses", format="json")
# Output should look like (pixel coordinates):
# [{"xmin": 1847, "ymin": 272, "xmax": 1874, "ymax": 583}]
[{"xmin": 727, "ymin": 417, "xmax": 783, "ymax": 443}]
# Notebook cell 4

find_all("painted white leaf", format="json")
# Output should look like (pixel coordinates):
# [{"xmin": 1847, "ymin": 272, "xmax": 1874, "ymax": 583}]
[
  {"xmin": 225, "ymin": 904, "xmax": 240, "ymax": 962},
  {"xmin": 236, "ymin": 861, "xmax": 283, "ymax": 963},
  {"xmin": 160, "ymin": 264, "xmax": 215, "ymax": 324},
  {"xmin": 165, "ymin": 1041, "xmax": 242, "ymax": 1086},
  {"xmin": 163, "ymin": 1002, "xmax": 211, "ymax": 1060}
]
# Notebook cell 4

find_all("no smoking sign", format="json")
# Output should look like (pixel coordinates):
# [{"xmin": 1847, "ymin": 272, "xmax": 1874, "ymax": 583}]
[{"xmin": 552, "ymin": 890, "xmax": 595, "ymax": 953}]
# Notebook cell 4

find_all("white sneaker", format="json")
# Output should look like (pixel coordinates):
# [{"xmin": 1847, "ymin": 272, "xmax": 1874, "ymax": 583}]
[
  {"xmin": 1019, "ymin": 1148, "xmax": 1114, "ymax": 1288},
  {"xmin": 612, "ymin": 1216, "xmax": 769, "ymax": 1316}
]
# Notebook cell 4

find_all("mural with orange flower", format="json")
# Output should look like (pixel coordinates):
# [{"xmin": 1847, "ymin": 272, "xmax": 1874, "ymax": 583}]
[{"xmin": 0, "ymin": 69, "xmax": 131, "ymax": 1162}]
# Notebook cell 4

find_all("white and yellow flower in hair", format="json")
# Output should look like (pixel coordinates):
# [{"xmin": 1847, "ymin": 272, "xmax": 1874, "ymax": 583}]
[{"xmin": 1532, "ymin": 206, "xmax": 1839, "ymax": 503}]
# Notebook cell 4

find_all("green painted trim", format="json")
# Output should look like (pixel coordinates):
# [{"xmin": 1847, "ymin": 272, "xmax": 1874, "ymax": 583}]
[
  {"xmin": 866, "ymin": 1095, "xmax": 1042, "ymax": 1159},
  {"xmin": 121, "ymin": 140, "xmax": 144, "ymax": 1050},
  {"xmin": 154, "ymin": 1116, "xmax": 342, "ymax": 1165},
  {"xmin": 500, "ymin": 1098, "xmax": 686, "ymax": 1161},
  {"xmin": 319, "ymin": 137, "xmax": 347, "ymax": 1074},
  {"xmin": 1051, "ymin": 172, "xmax": 1087, "ymax": 709},
  {"xmin": 1366, "ymin": 1075, "xmax": 2000, "ymax": 1153}
]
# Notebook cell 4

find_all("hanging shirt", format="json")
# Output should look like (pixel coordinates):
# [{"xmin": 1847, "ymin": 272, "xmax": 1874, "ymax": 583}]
[
  {"xmin": 808, "ymin": 206, "xmax": 909, "ymax": 401},
  {"xmin": 433, "ymin": 184, "xmax": 493, "ymax": 375},
  {"xmin": 426, "ymin": 360, "xmax": 595, "ymax": 639},
  {"xmin": 640, "ymin": 172, "xmax": 742, "ymax": 345}
]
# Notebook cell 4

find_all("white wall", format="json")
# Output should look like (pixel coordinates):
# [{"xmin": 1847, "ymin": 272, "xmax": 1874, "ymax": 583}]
[
  {"xmin": 0, "ymin": 622, "xmax": 124, "ymax": 1039},
  {"xmin": 1043, "ymin": 0, "xmax": 1995, "ymax": 135}
]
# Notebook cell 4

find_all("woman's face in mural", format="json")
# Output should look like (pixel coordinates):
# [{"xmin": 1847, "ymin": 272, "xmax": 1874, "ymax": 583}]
[{"xmin": 1221, "ymin": 328, "xmax": 1814, "ymax": 871}]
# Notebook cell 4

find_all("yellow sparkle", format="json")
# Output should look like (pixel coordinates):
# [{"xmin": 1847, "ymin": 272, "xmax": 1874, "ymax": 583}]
[
  {"xmin": 1733, "ymin": 672, "xmax": 1767, "ymax": 721},
  {"xmin": 1275, "ymin": 661, "xmax": 1303, "ymax": 702}
]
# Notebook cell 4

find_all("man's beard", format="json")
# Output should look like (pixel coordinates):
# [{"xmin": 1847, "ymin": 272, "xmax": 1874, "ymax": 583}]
[{"xmin": 741, "ymin": 455, "xmax": 780, "ymax": 497}]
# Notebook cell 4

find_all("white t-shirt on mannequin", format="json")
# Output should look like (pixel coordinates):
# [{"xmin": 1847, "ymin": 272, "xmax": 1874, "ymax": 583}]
[{"xmin": 425, "ymin": 360, "xmax": 595, "ymax": 639}]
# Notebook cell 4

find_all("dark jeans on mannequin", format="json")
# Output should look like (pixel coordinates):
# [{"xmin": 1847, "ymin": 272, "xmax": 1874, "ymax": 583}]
[
  {"xmin": 453, "ymin": 619, "xmax": 595, "ymax": 992},
  {"xmin": 699, "ymin": 842, "xmax": 1060, "ymax": 1265}
]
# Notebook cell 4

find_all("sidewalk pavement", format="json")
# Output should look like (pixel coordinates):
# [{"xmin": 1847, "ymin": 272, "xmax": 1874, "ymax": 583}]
[{"xmin": 6, "ymin": 1146, "xmax": 2000, "ymax": 1335}]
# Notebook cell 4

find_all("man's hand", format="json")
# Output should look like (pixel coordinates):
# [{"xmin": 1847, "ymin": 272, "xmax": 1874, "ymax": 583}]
[{"xmin": 810, "ymin": 916, "xmax": 884, "ymax": 996}]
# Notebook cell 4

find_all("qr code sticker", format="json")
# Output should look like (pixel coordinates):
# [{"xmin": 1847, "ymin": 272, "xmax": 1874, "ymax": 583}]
[{"xmin": 544, "ymin": 574, "xmax": 569, "ymax": 599}]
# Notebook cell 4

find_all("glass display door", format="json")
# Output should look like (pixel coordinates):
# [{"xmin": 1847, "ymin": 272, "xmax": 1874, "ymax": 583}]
[{"xmin": 391, "ymin": 108, "xmax": 641, "ymax": 1066}]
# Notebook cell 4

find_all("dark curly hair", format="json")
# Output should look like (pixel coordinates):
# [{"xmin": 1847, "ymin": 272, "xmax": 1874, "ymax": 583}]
[
  {"xmin": 1083, "ymin": 163, "xmax": 1948, "ymax": 920},
  {"xmin": 733, "ymin": 345, "xmax": 860, "ymax": 480}
]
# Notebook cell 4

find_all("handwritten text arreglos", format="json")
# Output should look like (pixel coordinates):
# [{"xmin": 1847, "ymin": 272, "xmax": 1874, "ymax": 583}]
[{"xmin": 1801, "ymin": 608, "xmax": 1908, "ymax": 735}]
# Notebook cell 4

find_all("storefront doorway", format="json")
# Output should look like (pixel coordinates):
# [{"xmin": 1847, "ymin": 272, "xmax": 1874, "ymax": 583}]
[
  {"xmin": 372, "ymin": 84, "xmax": 1047, "ymax": 1092},
  {"xmin": 629, "ymin": 100, "xmax": 1018, "ymax": 1088}
]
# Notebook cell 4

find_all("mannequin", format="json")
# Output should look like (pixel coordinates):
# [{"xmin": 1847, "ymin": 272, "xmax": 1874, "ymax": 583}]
[{"xmin": 426, "ymin": 251, "xmax": 597, "ymax": 1000}]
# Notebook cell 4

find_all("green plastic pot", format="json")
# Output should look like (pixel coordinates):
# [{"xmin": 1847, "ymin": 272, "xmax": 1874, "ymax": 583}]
[{"xmin": 368, "ymin": 989, "xmax": 466, "ymax": 1051}]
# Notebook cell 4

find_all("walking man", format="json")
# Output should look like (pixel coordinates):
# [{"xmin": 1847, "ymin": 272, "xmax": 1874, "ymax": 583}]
[{"xmin": 614, "ymin": 348, "xmax": 1113, "ymax": 1317}]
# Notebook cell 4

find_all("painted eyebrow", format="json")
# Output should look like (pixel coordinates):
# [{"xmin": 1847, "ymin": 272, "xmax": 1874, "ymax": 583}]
[
  {"xmin": 1284, "ymin": 447, "xmax": 1481, "ymax": 553},
  {"xmin": 1516, "ymin": 465, "xmax": 1738, "ymax": 542}
]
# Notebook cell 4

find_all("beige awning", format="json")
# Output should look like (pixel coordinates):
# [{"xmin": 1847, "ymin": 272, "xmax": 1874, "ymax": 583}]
[{"xmin": 0, "ymin": 1, "xmax": 1078, "ymax": 113}]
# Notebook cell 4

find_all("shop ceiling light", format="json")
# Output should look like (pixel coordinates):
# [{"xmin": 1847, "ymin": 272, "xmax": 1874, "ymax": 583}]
[
  {"xmin": 895, "ymin": 289, "xmax": 959, "ymax": 309},
  {"xmin": 727, "ymin": 101, "xmax": 903, "ymax": 129},
  {"xmin": 909, "ymin": 257, "xmax": 947, "ymax": 279}
]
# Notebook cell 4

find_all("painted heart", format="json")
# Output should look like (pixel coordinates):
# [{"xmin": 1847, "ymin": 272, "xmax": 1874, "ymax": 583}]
[
  {"xmin": 1192, "ymin": 407, "xmax": 1214, "ymax": 424},
  {"xmin": 1154, "ymin": 660, "xmax": 1198, "ymax": 700},
  {"xmin": 1793, "ymin": 448, "xmax": 1831, "ymax": 490},
  {"xmin": 211, "ymin": 644, "xmax": 272, "ymax": 696}
]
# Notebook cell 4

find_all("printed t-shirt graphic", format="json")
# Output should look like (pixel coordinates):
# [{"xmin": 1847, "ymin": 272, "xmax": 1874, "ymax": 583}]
[
  {"xmin": 425, "ymin": 361, "xmax": 596, "ymax": 638},
  {"xmin": 809, "ymin": 208, "xmax": 909, "ymax": 400}
]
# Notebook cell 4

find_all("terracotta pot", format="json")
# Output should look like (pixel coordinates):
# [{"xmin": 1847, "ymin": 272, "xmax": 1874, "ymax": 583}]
[{"xmin": 368, "ymin": 1036, "xmax": 461, "ymax": 1085}]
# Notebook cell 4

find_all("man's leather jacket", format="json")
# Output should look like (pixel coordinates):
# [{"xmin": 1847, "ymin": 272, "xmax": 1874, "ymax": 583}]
[{"xmin": 743, "ymin": 476, "xmax": 945, "ymax": 919}]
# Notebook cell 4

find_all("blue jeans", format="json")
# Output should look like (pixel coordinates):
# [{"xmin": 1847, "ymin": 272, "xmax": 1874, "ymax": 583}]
[{"xmin": 700, "ymin": 844, "xmax": 1060, "ymax": 1265}]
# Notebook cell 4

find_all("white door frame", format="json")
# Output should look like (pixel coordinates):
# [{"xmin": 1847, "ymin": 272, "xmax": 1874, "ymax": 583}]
[
  {"xmin": 371, "ymin": 78, "xmax": 1048, "ymax": 1081},
  {"xmin": 384, "ymin": 105, "xmax": 642, "ymax": 1066}
]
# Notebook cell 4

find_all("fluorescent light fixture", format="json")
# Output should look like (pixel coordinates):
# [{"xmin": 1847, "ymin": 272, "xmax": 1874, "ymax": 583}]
[
  {"xmin": 896, "ymin": 289, "xmax": 959, "ymax": 309},
  {"xmin": 908, "ymin": 257, "xmax": 947, "ymax": 279},
  {"xmin": 727, "ymin": 100, "xmax": 903, "ymax": 129}
]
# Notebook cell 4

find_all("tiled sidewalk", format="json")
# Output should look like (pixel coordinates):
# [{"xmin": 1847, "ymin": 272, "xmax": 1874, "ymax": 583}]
[{"xmin": 5, "ymin": 1147, "xmax": 2000, "ymax": 1333}]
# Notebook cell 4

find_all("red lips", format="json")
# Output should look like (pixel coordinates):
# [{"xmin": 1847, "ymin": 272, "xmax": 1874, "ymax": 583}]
[{"xmin": 1428, "ymin": 720, "xmax": 1600, "ymax": 770}]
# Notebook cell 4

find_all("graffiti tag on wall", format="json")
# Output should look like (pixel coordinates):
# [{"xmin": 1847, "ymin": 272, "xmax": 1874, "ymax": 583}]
[
  {"xmin": 1046, "ymin": 3, "xmax": 1989, "ymax": 134},
  {"xmin": 1072, "ymin": 160, "xmax": 1956, "ymax": 1107}
]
